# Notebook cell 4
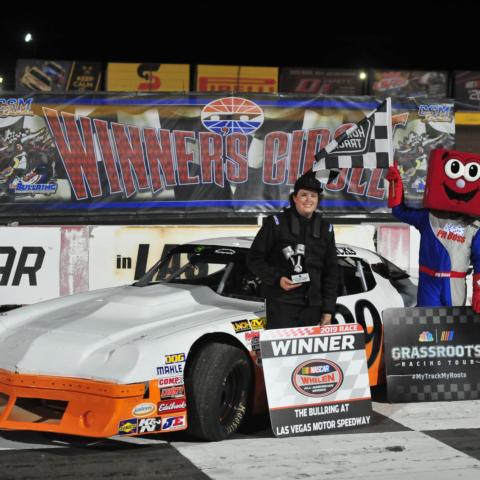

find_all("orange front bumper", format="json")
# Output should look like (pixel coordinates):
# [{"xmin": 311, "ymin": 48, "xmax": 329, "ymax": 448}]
[{"xmin": 0, "ymin": 369, "xmax": 162, "ymax": 437}]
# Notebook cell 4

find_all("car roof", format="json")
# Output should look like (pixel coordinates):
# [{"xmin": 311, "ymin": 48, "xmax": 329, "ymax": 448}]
[{"xmin": 186, "ymin": 237, "xmax": 381, "ymax": 262}]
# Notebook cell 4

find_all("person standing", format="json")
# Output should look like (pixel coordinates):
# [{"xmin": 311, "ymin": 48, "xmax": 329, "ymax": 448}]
[{"xmin": 247, "ymin": 172, "xmax": 339, "ymax": 329}]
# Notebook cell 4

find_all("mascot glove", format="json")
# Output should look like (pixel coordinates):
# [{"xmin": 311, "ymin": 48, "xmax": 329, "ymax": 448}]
[
  {"xmin": 386, "ymin": 162, "xmax": 403, "ymax": 208},
  {"xmin": 472, "ymin": 273, "xmax": 480, "ymax": 314}
]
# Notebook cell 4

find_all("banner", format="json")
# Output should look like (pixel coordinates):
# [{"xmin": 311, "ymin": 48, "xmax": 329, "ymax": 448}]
[
  {"xmin": 0, "ymin": 93, "xmax": 454, "ymax": 222},
  {"xmin": 383, "ymin": 306, "xmax": 480, "ymax": 402},
  {"xmin": 0, "ymin": 227, "xmax": 61, "ymax": 305},
  {"xmin": 16, "ymin": 60, "xmax": 102, "ymax": 92},
  {"xmin": 369, "ymin": 70, "xmax": 449, "ymax": 98},
  {"xmin": 106, "ymin": 63, "xmax": 190, "ymax": 92},
  {"xmin": 454, "ymin": 71, "xmax": 480, "ymax": 112},
  {"xmin": 196, "ymin": 65, "xmax": 278, "ymax": 93},
  {"xmin": 280, "ymin": 68, "xmax": 363, "ymax": 95}
]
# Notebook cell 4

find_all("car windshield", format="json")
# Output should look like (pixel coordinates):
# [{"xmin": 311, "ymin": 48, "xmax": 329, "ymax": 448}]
[{"xmin": 134, "ymin": 244, "xmax": 262, "ymax": 300}]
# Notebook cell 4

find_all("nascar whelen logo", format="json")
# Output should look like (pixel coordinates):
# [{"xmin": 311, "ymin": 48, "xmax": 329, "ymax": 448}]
[
  {"xmin": 201, "ymin": 97, "xmax": 264, "ymax": 135},
  {"xmin": 292, "ymin": 359, "xmax": 343, "ymax": 397}
]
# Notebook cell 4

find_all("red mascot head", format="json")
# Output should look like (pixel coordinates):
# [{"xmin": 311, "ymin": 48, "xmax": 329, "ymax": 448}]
[{"xmin": 424, "ymin": 149, "xmax": 480, "ymax": 216}]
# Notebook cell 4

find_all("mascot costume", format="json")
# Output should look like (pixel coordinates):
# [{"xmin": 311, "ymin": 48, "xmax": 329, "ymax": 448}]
[{"xmin": 387, "ymin": 149, "xmax": 480, "ymax": 312}]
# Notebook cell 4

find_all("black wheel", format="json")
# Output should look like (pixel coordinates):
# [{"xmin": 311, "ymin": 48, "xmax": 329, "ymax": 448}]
[{"xmin": 185, "ymin": 342, "xmax": 252, "ymax": 441}]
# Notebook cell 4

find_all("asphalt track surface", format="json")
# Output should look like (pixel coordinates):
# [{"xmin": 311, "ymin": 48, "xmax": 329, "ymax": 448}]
[{"xmin": 1, "ymin": 387, "xmax": 480, "ymax": 480}]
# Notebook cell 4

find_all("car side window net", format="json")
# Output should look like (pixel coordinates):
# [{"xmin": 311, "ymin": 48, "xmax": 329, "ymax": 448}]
[{"xmin": 338, "ymin": 257, "xmax": 376, "ymax": 296}]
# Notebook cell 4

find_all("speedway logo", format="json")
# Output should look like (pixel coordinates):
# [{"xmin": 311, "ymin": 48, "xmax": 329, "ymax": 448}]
[
  {"xmin": 9, "ymin": 182, "xmax": 57, "ymax": 194},
  {"xmin": 201, "ymin": 97, "xmax": 264, "ymax": 136},
  {"xmin": 292, "ymin": 359, "xmax": 344, "ymax": 397}
]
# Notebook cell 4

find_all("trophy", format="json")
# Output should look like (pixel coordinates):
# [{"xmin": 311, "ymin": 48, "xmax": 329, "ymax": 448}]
[{"xmin": 282, "ymin": 244, "xmax": 310, "ymax": 283}]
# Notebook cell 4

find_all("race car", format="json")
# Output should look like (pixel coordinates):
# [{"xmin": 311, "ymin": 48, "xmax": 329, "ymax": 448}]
[{"xmin": 0, "ymin": 238, "xmax": 416, "ymax": 441}]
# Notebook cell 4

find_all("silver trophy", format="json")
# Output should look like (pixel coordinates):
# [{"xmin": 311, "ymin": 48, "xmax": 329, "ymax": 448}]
[{"xmin": 282, "ymin": 244, "xmax": 310, "ymax": 284}]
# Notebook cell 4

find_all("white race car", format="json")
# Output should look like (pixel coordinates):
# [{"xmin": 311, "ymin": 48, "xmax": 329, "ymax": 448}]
[{"xmin": 0, "ymin": 238, "xmax": 416, "ymax": 441}]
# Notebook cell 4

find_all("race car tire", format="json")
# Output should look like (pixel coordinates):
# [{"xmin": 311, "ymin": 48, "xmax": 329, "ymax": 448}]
[{"xmin": 186, "ymin": 342, "xmax": 252, "ymax": 441}]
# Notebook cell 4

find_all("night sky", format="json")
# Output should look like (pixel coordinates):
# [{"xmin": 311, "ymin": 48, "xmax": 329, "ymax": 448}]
[{"xmin": 0, "ymin": 5, "xmax": 478, "ymax": 90}]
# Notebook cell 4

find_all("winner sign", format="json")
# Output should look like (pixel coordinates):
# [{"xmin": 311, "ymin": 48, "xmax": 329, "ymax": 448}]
[{"xmin": 260, "ymin": 324, "xmax": 372, "ymax": 437}]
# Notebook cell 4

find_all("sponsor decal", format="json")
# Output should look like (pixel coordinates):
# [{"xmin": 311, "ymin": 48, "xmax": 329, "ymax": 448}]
[
  {"xmin": 160, "ymin": 386, "xmax": 185, "ymax": 400},
  {"xmin": 132, "ymin": 403, "xmax": 156, "ymax": 418},
  {"xmin": 157, "ymin": 363, "xmax": 184, "ymax": 376},
  {"xmin": 161, "ymin": 415, "xmax": 186, "ymax": 432},
  {"xmin": 158, "ymin": 376, "xmax": 184, "ymax": 387},
  {"xmin": 158, "ymin": 399, "xmax": 187, "ymax": 414},
  {"xmin": 165, "ymin": 353, "xmax": 185, "ymax": 364},
  {"xmin": 138, "ymin": 416, "xmax": 162, "ymax": 434},
  {"xmin": 250, "ymin": 317, "xmax": 266, "ymax": 330},
  {"xmin": 232, "ymin": 319, "xmax": 251, "ymax": 333},
  {"xmin": 419, "ymin": 331, "xmax": 434, "ymax": 342},
  {"xmin": 245, "ymin": 331, "xmax": 261, "ymax": 353},
  {"xmin": 292, "ymin": 359, "xmax": 344, "ymax": 397},
  {"xmin": 118, "ymin": 418, "xmax": 138, "ymax": 435},
  {"xmin": 232, "ymin": 317, "xmax": 266, "ymax": 333},
  {"xmin": 336, "ymin": 247, "xmax": 357, "ymax": 256},
  {"xmin": 245, "ymin": 330, "xmax": 260, "ymax": 342}
]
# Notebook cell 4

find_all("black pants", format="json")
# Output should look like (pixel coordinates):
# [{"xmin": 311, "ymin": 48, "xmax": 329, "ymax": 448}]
[{"xmin": 266, "ymin": 300, "xmax": 323, "ymax": 330}]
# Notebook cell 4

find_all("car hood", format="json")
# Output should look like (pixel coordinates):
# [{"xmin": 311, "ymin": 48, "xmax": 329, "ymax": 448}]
[{"xmin": 0, "ymin": 283, "xmax": 259, "ymax": 382}]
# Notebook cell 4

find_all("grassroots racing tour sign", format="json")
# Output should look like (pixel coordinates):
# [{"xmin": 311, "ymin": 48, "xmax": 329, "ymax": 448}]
[
  {"xmin": 0, "ymin": 93, "xmax": 454, "ymax": 221},
  {"xmin": 260, "ymin": 324, "xmax": 372, "ymax": 437},
  {"xmin": 383, "ymin": 306, "xmax": 480, "ymax": 402}
]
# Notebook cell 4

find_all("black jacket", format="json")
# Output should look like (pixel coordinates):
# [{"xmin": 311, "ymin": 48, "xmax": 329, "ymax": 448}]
[{"xmin": 247, "ymin": 208, "xmax": 338, "ymax": 313}]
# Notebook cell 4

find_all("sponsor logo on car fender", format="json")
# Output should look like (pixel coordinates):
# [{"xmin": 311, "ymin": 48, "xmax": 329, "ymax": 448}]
[
  {"xmin": 158, "ymin": 399, "xmax": 187, "ymax": 413},
  {"xmin": 132, "ymin": 403, "xmax": 156, "ymax": 418},
  {"xmin": 158, "ymin": 376, "xmax": 184, "ymax": 387},
  {"xmin": 160, "ymin": 386, "xmax": 185, "ymax": 400},
  {"xmin": 232, "ymin": 317, "xmax": 266, "ymax": 333},
  {"xmin": 165, "ymin": 353, "xmax": 185, "ymax": 364},
  {"xmin": 138, "ymin": 416, "xmax": 162, "ymax": 434},
  {"xmin": 157, "ymin": 363, "xmax": 184, "ymax": 376},
  {"xmin": 161, "ymin": 414, "xmax": 186, "ymax": 431},
  {"xmin": 118, "ymin": 418, "xmax": 138, "ymax": 435}
]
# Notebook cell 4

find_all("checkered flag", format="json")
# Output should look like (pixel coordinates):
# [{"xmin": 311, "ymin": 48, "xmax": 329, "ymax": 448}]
[{"xmin": 313, "ymin": 98, "xmax": 393, "ymax": 181}]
